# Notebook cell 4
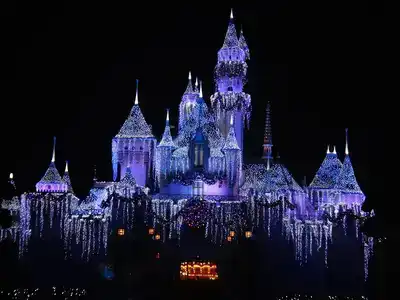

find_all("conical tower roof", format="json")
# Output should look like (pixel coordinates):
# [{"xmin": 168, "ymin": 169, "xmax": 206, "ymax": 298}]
[
  {"xmin": 222, "ymin": 115, "xmax": 240, "ymax": 150},
  {"xmin": 116, "ymin": 80, "xmax": 154, "ymax": 138},
  {"xmin": 239, "ymin": 27, "xmax": 250, "ymax": 60},
  {"xmin": 309, "ymin": 147, "xmax": 343, "ymax": 189},
  {"xmin": 62, "ymin": 161, "xmax": 74, "ymax": 193},
  {"xmin": 334, "ymin": 129, "xmax": 363, "ymax": 194},
  {"xmin": 221, "ymin": 9, "xmax": 239, "ymax": 48},
  {"xmin": 334, "ymin": 155, "xmax": 363, "ymax": 193},
  {"xmin": 184, "ymin": 71, "xmax": 194, "ymax": 94},
  {"xmin": 36, "ymin": 137, "xmax": 67, "ymax": 192},
  {"xmin": 158, "ymin": 109, "xmax": 176, "ymax": 148}
]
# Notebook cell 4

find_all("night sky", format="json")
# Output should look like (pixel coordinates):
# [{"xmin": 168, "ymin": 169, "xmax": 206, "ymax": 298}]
[{"xmin": 1, "ymin": 2, "xmax": 383, "ymax": 205}]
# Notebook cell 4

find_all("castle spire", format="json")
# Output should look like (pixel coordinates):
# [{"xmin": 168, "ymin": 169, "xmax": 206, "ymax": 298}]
[
  {"xmin": 345, "ymin": 128, "xmax": 349, "ymax": 155},
  {"xmin": 184, "ymin": 71, "xmax": 194, "ymax": 94},
  {"xmin": 194, "ymin": 76, "xmax": 199, "ymax": 93},
  {"xmin": 239, "ymin": 26, "xmax": 250, "ymax": 60},
  {"xmin": 262, "ymin": 102, "xmax": 273, "ymax": 162},
  {"xmin": 63, "ymin": 160, "xmax": 74, "ymax": 193},
  {"xmin": 158, "ymin": 109, "xmax": 176, "ymax": 148},
  {"xmin": 51, "ymin": 136, "xmax": 56, "ymax": 163},
  {"xmin": 199, "ymin": 80, "xmax": 203, "ymax": 98},
  {"xmin": 36, "ymin": 137, "xmax": 67, "ymax": 193},
  {"xmin": 9, "ymin": 172, "xmax": 13, "ymax": 180},
  {"xmin": 326, "ymin": 145, "xmax": 330, "ymax": 154},
  {"xmin": 333, "ymin": 145, "xmax": 337, "ymax": 154},
  {"xmin": 222, "ymin": 9, "xmax": 239, "ymax": 48},
  {"xmin": 134, "ymin": 79, "xmax": 139, "ymax": 105}
]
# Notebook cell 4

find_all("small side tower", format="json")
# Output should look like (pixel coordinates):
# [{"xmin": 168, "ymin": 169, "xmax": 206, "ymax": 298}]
[
  {"xmin": 112, "ymin": 80, "xmax": 157, "ymax": 186},
  {"xmin": 179, "ymin": 71, "xmax": 198, "ymax": 131},
  {"xmin": 36, "ymin": 137, "xmax": 67, "ymax": 193},
  {"xmin": 222, "ymin": 115, "xmax": 242, "ymax": 193},
  {"xmin": 334, "ymin": 129, "xmax": 365, "ymax": 205},
  {"xmin": 155, "ymin": 109, "xmax": 176, "ymax": 185},
  {"xmin": 62, "ymin": 161, "xmax": 74, "ymax": 193}
]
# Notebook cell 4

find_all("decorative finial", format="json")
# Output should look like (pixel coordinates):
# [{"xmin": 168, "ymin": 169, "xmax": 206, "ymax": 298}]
[
  {"xmin": 326, "ymin": 145, "xmax": 330, "ymax": 154},
  {"xmin": 166, "ymin": 108, "xmax": 170, "ymax": 124},
  {"xmin": 199, "ymin": 80, "xmax": 203, "ymax": 98},
  {"xmin": 51, "ymin": 136, "xmax": 56, "ymax": 162},
  {"xmin": 188, "ymin": 71, "xmax": 192, "ymax": 80},
  {"xmin": 333, "ymin": 145, "xmax": 337, "ymax": 154},
  {"xmin": 9, "ymin": 172, "xmax": 13, "ymax": 179},
  {"xmin": 134, "ymin": 79, "xmax": 139, "ymax": 105},
  {"xmin": 65, "ymin": 161, "xmax": 69, "ymax": 172},
  {"xmin": 230, "ymin": 8, "xmax": 234, "ymax": 19},
  {"xmin": 345, "ymin": 128, "xmax": 349, "ymax": 155},
  {"xmin": 195, "ymin": 77, "xmax": 198, "ymax": 87},
  {"xmin": 230, "ymin": 114, "xmax": 234, "ymax": 126}
]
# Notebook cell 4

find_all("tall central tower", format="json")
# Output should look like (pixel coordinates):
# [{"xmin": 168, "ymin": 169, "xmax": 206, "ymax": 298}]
[{"xmin": 210, "ymin": 10, "xmax": 251, "ymax": 157}]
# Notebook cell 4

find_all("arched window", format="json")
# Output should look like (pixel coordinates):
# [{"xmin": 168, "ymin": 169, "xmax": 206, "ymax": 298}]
[{"xmin": 194, "ymin": 144, "xmax": 204, "ymax": 167}]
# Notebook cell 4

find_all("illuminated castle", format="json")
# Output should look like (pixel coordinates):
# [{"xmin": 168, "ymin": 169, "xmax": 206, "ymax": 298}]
[{"xmin": 30, "ymin": 10, "xmax": 364, "ymax": 210}]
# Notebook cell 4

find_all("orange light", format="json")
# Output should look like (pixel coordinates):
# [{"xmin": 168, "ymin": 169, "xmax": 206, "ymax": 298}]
[
  {"xmin": 154, "ymin": 234, "xmax": 161, "ymax": 240},
  {"xmin": 245, "ymin": 231, "xmax": 252, "ymax": 238},
  {"xmin": 117, "ymin": 228, "xmax": 125, "ymax": 236},
  {"xmin": 227, "ymin": 236, "xmax": 232, "ymax": 242},
  {"xmin": 229, "ymin": 230, "xmax": 235, "ymax": 237},
  {"xmin": 148, "ymin": 228, "xmax": 155, "ymax": 235}
]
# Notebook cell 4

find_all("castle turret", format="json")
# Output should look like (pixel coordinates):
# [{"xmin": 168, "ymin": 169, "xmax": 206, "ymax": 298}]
[
  {"xmin": 239, "ymin": 26, "xmax": 250, "ymax": 60},
  {"xmin": 62, "ymin": 161, "xmax": 74, "ymax": 193},
  {"xmin": 309, "ymin": 144, "xmax": 343, "ymax": 205},
  {"xmin": 112, "ymin": 80, "xmax": 157, "ymax": 186},
  {"xmin": 334, "ymin": 129, "xmax": 365, "ymax": 205},
  {"xmin": 211, "ymin": 9, "xmax": 251, "ymax": 160},
  {"xmin": 262, "ymin": 102, "xmax": 273, "ymax": 165},
  {"xmin": 222, "ymin": 115, "xmax": 241, "ymax": 190},
  {"xmin": 156, "ymin": 109, "xmax": 177, "ymax": 181},
  {"xmin": 179, "ymin": 71, "xmax": 198, "ymax": 131},
  {"xmin": 36, "ymin": 137, "xmax": 67, "ymax": 193}
]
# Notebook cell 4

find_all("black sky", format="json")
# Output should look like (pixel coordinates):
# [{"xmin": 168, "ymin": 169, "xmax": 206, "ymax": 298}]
[{"xmin": 0, "ymin": 2, "xmax": 384, "ymax": 204}]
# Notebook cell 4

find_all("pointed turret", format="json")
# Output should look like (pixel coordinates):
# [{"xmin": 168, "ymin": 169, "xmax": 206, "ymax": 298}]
[
  {"xmin": 262, "ymin": 102, "xmax": 273, "ymax": 163},
  {"xmin": 194, "ymin": 77, "xmax": 199, "ymax": 93},
  {"xmin": 222, "ymin": 9, "xmax": 239, "ymax": 48},
  {"xmin": 334, "ymin": 129, "xmax": 363, "ymax": 195},
  {"xmin": 309, "ymin": 145, "xmax": 343, "ymax": 189},
  {"xmin": 239, "ymin": 26, "xmax": 250, "ymax": 60},
  {"xmin": 36, "ymin": 137, "xmax": 67, "ymax": 193},
  {"xmin": 158, "ymin": 109, "xmax": 176, "ymax": 148},
  {"xmin": 116, "ymin": 79, "xmax": 154, "ymax": 138},
  {"xmin": 62, "ymin": 161, "xmax": 74, "ymax": 193},
  {"xmin": 222, "ymin": 115, "xmax": 240, "ymax": 151},
  {"xmin": 184, "ymin": 71, "xmax": 194, "ymax": 94}
]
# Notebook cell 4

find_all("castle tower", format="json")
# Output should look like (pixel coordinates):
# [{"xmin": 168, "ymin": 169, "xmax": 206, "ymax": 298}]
[
  {"xmin": 112, "ymin": 80, "xmax": 157, "ymax": 186},
  {"xmin": 62, "ymin": 161, "xmax": 74, "ymax": 193},
  {"xmin": 36, "ymin": 137, "xmax": 68, "ymax": 193},
  {"xmin": 309, "ymin": 145, "xmax": 343, "ymax": 205},
  {"xmin": 210, "ymin": 9, "xmax": 251, "ymax": 157},
  {"xmin": 262, "ymin": 102, "xmax": 273, "ymax": 165},
  {"xmin": 222, "ymin": 115, "xmax": 242, "ymax": 192},
  {"xmin": 334, "ymin": 129, "xmax": 365, "ymax": 205},
  {"xmin": 179, "ymin": 71, "xmax": 198, "ymax": 131},
  {"xmin": 155, "ymin": 109, "xmax": 177, "ymax": 182}
]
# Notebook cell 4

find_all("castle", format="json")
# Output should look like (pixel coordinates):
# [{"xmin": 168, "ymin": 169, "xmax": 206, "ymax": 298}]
[{"xmin": 31, "ymin": 10, "xmax": 365, "ymax": 212}]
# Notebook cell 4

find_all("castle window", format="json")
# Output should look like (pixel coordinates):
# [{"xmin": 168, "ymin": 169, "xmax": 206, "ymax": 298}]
[{"xmin": 194, "ymin": 144, "xmax": 204, "ymax": 167}]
